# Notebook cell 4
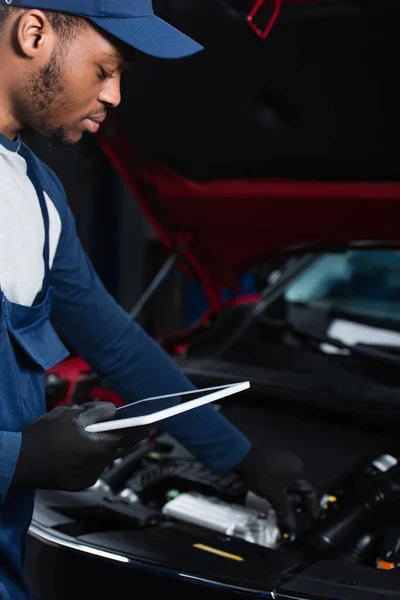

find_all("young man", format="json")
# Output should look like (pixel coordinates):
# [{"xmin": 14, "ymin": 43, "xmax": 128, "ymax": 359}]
[{"xmin": 0, "ymin": 2, "xmax": 318, "ymax": 598}]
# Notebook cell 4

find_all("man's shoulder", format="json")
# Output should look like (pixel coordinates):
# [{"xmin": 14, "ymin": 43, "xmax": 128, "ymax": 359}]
[{"xmin": 19, "ymin": 142, "xmax": 68, "ymax": 212}]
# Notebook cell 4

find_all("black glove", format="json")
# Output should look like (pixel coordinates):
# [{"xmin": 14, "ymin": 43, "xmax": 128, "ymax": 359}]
[
  {"xmin": 235, "ymin": 446, "xmax": 319, "ymax": 536},
  {"xmin": 78, "ymin": 401, "xmax": 158, "ymax": 450},
  {"xmin": 11, "ymin": 401, "xmax": 152, "ymax": 492}
]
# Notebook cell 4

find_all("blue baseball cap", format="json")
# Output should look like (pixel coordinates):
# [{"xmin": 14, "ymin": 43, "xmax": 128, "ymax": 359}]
[{"xmin": 2, "ymin": 0, "xmax": 203, "ymax": 59}]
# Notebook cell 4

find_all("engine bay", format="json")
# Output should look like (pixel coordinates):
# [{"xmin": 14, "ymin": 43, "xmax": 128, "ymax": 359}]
[
  {"xmin": 27, "ymin": 414, "xmax": 400, "ymax": 600},
  {"xmin": 93, "ymin": 436, "xmax": 284, "ymax": 550},
  {"xmin": 34, "ymin": 361, "xmax": 400, "ymax": 597},
  {"xmin": 42, "ymin": 431, "xmax": 400, "ymax": 576}
]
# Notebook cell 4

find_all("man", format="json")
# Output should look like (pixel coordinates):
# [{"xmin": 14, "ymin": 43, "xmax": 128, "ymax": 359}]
[{"xmin": 0, "ymin": 2, "xmax": 318, "ymax": 598}]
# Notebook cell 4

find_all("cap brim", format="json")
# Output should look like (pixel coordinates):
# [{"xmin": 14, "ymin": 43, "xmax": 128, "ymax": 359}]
[{"xmin": 90, "ymin": 14, "xmax": 203, "ymax": 59}]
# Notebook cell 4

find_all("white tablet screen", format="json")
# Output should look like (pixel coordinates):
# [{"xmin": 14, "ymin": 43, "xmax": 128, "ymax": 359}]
[{"xmin": 112, "ymin": 385, "xmax": 233, "ymax": 422}]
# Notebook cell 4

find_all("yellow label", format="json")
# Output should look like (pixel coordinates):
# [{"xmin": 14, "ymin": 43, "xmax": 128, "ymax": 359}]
[{"xmin": 193, "ymin": 544, "xmax": 244, "ymax": 562}]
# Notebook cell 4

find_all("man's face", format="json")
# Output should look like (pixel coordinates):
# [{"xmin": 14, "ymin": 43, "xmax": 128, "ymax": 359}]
[{"xmin": 21, "ymin": 24, "xmax": 128, "ymax": 148}]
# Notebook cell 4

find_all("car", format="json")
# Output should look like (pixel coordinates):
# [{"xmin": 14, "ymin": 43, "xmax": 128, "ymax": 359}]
[
  {"xmin": 25, "ymin": 1, "xmax": 400, "ymax": 598},
  {"xmin": 27, "ymin": 247, "xmax": 400, "ymax": 599}
]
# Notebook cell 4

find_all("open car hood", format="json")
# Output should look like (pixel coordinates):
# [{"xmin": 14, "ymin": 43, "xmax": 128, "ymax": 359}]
[
  {"xmin": 94, "ymin": 0, "xmax": 400, "ymax": 309},
  {"xmin": 97, "ymin": 114, "xmax": 400, "ymax": 309}
]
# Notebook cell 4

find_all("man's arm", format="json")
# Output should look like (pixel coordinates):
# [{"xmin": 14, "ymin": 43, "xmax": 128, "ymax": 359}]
[
  {"xmin": 48, "ymin": 182, "xmax": 251, "ymax": 474},
  {"xmin": 43, "ymin": 166, "xmax": 318, "ymax": 534}
]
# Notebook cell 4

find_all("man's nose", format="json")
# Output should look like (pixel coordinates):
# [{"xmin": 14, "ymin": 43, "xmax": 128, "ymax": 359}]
[{"xmin": 98, "ymin": 75, "xmax": 121, "ymax": 109}]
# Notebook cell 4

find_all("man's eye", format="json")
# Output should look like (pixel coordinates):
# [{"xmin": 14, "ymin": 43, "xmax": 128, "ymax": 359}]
[{"xmin": 98, "ymin": 68, "xmax": 114, "ymax": 80}]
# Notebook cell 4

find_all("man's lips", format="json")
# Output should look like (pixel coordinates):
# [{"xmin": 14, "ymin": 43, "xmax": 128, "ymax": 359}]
[
  {"xmin": 87, "ymin": 114, "xmax": 106, "ymax": 124},
  {"xmin": 83, "ymin": 115, "xmax": 106, "ymax": 133}
]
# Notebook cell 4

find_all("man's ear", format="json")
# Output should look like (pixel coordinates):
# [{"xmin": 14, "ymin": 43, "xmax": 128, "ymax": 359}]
[{"xmin": 15, "ymin": 10, "xmax": 54, "ymax": 58}]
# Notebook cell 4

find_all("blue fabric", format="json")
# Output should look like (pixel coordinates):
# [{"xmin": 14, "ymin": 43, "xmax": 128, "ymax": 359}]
[
  {"xmin": 0, "ymin": 133, "xmax": 20, "ymax": 153},
  {"xmin": 0, "ymin": 581, "xmax": 12, "ymax": 600},
  {"xmin": 11, "ymin": 0, "xmax": 203, "ymax": 58},
  {"xmin": 16, "ymin": 0, "xmax": 153, "ymax": 17},
  {"xmin": 0, "ymin": 431, "xmax": 21, "ymax": 503},
  {"xmin": 89, "ymin": 15, "xmax": 203, "ymax": 59},
  {"xmin": 0, "ymin": 148, "xmax": 69, "ymax": 599}
]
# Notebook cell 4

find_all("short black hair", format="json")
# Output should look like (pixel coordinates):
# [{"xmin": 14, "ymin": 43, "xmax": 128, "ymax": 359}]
[{"xmin": 0, "ymin": 5, "xmax": 88, "ymax": 41}]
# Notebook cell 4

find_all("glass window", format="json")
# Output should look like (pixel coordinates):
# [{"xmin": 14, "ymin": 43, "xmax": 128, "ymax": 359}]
[{"xmin": 284, "ymin": 251, "xmax": 400, "ymax": 326}]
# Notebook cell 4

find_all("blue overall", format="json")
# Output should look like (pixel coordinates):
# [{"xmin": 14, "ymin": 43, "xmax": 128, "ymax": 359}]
[{"xmin": 0, "ymin": 151, "xmax": 69, "ymax": 600}]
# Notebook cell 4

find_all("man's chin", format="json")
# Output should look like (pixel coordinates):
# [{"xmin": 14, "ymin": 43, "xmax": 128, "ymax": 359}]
[{"xmin": 46, "ymin": 128, "xmax": 82, "ymax": 150}]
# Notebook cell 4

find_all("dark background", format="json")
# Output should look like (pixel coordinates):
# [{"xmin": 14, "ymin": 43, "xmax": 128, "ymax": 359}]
[{"xmin": 21, "ymin": 0, "xmax": 400, "ymax": 335}]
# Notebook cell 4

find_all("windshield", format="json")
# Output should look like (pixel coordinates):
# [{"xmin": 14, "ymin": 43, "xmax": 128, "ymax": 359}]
[{"xmin": 283, "ymin": 250, "xmax": 400, "ymax": 347}]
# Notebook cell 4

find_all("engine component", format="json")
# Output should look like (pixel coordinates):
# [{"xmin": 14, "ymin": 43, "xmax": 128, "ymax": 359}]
[
  {"xmin": 376, "ymin": 526, "xmax": 400, "ymax": 570},
  {"xmin": 126, "ymin": 458, "xmax": 246, "ymax": 499},
  {"xmin": 117, "ymin": 488, "xmax": 140, "ymax": 505},
  {"xmin": 162, "ymin": 492, "xmax": 281, "ymax": 549},
  {"xmin": 99, "ymin": 440, "xmax": 158, "ymax": 493},
  {"xmin": 101, "ymin": 497, "xmax": 161, "ymax": 527},
  {"xmin": 94, "ymin": 439, "xmax": 174, "ymax": 495},
  {"xmin": 307, "ymin": 452, "xmax": 400, "ymax": 557},
  {"xmin": 337, "ymin": 527, "xmax": 383, "ymax": 565}
]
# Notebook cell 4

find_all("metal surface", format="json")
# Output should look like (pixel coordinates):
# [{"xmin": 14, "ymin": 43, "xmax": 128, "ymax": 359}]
[
  {"xmin": 129, "ymin": 242, "xmax": 187, "ymax": 320},
  {"xmin": 162, "ymin": 492, "xmax": 280, "ymax": 549},
  {"xmin": 28, "ymin": 522, "xmax": 274, "ymax": 597}
]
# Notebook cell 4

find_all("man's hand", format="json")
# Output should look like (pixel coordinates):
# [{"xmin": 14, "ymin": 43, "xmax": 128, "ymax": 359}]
[
  {"xmin": 11, "ymin": 401, "xmax": 152, "ymax": 492},
  {"xmin": 235, "ymin": 446, "xmax": 319, "ymax": 536}
]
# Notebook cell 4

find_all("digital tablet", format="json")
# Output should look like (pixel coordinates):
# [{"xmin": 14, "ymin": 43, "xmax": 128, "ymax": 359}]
[{"xmin": 85, "ymin": 381, "xmax": 250, "ymax": 433}]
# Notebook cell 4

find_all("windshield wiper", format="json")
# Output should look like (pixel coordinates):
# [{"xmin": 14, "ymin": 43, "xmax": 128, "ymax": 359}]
[{"xmin": 260, "ymin": 316, "xmax": 400, "ymax": 367}]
